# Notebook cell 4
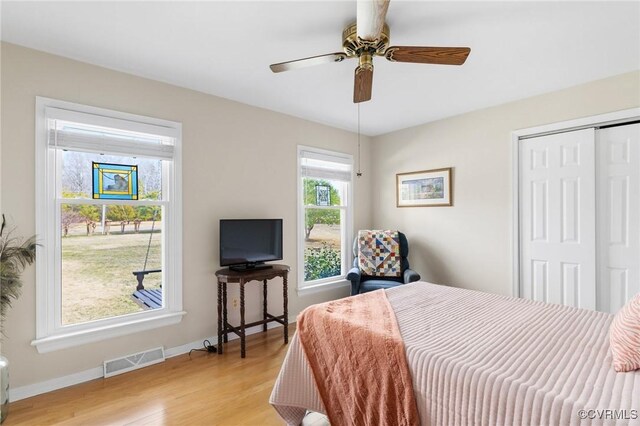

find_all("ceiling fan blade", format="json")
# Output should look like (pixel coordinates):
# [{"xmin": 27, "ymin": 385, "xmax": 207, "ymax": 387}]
[
  {"xmin": 353, "ymin": 65, "xmax": 373, "ymax": 103},
  {"xmin": 270, "ymin": 52, "xmax": 348, "ymax": 73},
  {"xmin": 357, "ymin": 0, "xmax": 390, "ymax": 42},
  {"xmin": 385, "ymin": 46, "xmax": 471, "ymax": 65}
]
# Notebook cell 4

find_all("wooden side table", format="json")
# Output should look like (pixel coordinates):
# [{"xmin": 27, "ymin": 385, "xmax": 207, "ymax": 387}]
[{"xmin": 215, "ymin": 264, "xmax": 290, "ymax": 358}]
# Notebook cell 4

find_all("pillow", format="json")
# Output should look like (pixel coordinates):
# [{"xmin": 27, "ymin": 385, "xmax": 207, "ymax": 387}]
[{"xmin": 610, "ymin": 292, "xmax": 640, "ymax": 372}]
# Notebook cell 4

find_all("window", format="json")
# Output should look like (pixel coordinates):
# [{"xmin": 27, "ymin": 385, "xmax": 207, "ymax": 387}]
[
  {"xmin": 34, "ymin": 98, "xmax": 183, "ymax": 353},
  {"xmin": 297, "ymin": 146, "xmax": 353, "ymax": 293}
]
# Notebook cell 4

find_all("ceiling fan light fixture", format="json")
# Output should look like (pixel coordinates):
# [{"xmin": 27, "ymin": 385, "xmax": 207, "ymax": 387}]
[
  {"xmin": 268, "ymin": 0, "xmax": 471, "ymax": 103},
  {"xmin": 342, "ymin": 22, "xmax": 390, "ymax": 57}
]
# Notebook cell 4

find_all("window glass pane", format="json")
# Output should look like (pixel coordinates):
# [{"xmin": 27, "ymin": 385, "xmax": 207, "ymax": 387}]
[
  {"xmin": 61, "ymin": 151, "xmax": 162, "ymax": 200},
  {"xmin": 303, "ymin": 177, "xmax": 345, "ymax": 207},
  {"xmin": 304, "ymin": 208, "xmax": 342, "ymax": 282},
  {"xmin": 61, "ymin": 203, "xmax": 163, "ymax": 325}
]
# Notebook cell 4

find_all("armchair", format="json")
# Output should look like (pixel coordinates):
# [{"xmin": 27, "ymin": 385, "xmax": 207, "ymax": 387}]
[{"xmin": 347, "ymin": 231, "xmax": 420, "ymax": 295}]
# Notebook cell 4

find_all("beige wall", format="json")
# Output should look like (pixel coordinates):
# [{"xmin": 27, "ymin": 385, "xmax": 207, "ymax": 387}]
[
  {"xmin": 0, "ymin": 40, "xmax": 3, "ymax": 361},
  {"xmin": 0, "ymin": 42, "xmax": 372, "ymax": 387},
  {"xmin": 371, "ymin": 71, "xmax": 640, "ymax": 297}
]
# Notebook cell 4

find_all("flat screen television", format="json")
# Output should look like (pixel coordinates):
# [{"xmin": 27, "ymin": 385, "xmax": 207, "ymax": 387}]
[{"xmin": 219, "ymin": 219, "xmax": 283, "ymax": 271}]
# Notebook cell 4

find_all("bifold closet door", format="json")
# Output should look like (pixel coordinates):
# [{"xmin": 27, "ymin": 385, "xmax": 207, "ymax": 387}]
[
  {"xmin": 597, "ymin": 123, "xmax": 640, "ymax": 314},
  {"xmin": 520, "ymin": 128, "xmax": 596, "ymax": 309}
]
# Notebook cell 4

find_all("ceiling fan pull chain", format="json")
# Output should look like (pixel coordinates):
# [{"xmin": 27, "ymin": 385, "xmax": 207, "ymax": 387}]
[{"xmin": 357, "ymin": 103, "xmax": 362, "ymax": 178}]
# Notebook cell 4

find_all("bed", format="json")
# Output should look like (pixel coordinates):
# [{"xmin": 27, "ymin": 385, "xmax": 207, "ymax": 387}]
[{"xmin": 270, "ymin": 282, "xmax": 640, "ymax": 425}]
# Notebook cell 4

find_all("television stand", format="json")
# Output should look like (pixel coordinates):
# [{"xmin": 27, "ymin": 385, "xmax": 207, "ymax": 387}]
[
  {"xmin": 215, "ymin": 264, "xmax": 290, "ymax": 358},
  {"xmin": 229, "ymin": 263, "xmax": 273, "ymax": 272}
]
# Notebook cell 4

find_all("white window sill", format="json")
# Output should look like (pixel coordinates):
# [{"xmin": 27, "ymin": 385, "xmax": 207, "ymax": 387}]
[
  {"xmin": 297, "ymin": 279, "xmax": 350, "ymax": 296},
  {"xmin": 31, "ymin": 310, "xmax": 186, "ymax": 353}
]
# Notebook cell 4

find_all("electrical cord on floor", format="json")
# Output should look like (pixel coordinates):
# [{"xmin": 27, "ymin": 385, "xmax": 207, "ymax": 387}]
[{"xmin": 188, "ymin": 339, "xmax": 217, "ymax": 356}]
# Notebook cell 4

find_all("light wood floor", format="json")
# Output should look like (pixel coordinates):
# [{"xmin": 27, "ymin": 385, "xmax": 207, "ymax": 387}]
[{"xmin": 7, "ymin": 326, "xmax": 296, "ymax": 425}]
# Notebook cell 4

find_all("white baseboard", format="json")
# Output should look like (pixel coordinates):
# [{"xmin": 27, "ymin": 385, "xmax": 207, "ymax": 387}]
[
  {"xmin": 164, "ymin": 320, "xmax": 285, "ymax": 358},
  {"xmin": 11, "ymin": 321, "xmax": 289, "ymax": 402},
  {"xmin": 10, "ymin": 366, "xmax": 104, "ymax": 402}
]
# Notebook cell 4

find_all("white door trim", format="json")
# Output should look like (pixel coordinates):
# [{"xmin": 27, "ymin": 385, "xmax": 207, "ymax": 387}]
[{"xmin": 511, "ymin": 107, "xmax": 640, "ymax": 298}]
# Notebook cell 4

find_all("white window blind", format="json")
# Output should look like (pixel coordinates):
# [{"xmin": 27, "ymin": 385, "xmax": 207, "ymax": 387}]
[
  {"xmin": 299, "ymin": 149, "xmax": 352, "ymax": 182},
  {"xmin": 46, "ymin": 107, "xmax": 175, "ymax": 160}
]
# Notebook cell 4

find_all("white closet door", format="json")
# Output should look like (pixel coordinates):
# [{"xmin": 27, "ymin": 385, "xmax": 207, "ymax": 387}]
[
  {"xmin": 597, "ymin": 123, "xmax": 640, "ymax": 313},
  {"xmin": 520, "ymin": 128, "xmax": 596, "ymax": 309}
]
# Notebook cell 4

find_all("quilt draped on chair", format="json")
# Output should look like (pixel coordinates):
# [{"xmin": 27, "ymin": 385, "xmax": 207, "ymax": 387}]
[{"xmin": 357, "ymin": 230, "xmax": 401, "ymax": 277}]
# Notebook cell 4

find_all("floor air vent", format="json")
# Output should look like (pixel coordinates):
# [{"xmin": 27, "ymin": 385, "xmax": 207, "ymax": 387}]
[{"xmin": 104, "ymin": 347, "xmax": 165, "ymax": 378}]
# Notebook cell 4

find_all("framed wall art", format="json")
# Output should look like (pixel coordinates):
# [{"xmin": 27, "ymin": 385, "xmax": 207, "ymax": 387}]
[{"xmin": 396, "ymin": 167, "xmax": 452, "ymax": 207}]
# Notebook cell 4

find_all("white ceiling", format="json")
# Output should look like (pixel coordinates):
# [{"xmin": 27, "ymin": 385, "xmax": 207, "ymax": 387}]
[{"xmin": 2, "ymin": 1, "xmax": 639, "ymax": 136}]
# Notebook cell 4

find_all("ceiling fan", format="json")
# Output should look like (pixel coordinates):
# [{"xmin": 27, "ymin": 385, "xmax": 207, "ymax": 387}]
[{"xmin": 269, "ymin": 0, "xmax": 471, "ymax": 104}]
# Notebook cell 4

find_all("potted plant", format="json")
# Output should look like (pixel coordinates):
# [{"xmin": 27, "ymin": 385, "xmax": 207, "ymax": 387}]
[{"xmin": 0, "ymin": 215, "xmax": 37, "ymax": 423}]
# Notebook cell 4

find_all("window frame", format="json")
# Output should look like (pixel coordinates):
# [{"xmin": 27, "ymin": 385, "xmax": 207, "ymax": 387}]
[
  {"xmin": 297, "ymin": 145, "xmax": 354, "ymax": 295},
  {"xmin": 33, "ymin": 97, "xmax": 184, "ymax": 353}
]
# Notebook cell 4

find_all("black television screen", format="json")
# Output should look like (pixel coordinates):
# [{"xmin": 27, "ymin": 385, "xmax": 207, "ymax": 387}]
[{"xmin": 219, "ymin": 219, "xmax": 283, "ymax": 267}]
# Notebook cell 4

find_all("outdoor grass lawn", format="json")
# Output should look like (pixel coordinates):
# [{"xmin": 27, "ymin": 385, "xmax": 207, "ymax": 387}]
[
  {"xmin": 61, "ymin": 222, "xmax": 338, "ymax": 324},
  {"xmin": 61, "ymin": 224, "xmax": 161, "ymax": 325}
]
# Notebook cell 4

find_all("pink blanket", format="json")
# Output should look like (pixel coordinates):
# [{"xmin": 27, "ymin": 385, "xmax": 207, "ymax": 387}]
[{"xmin": 296, "ymin": 289, "xmax": 419, "ymax": 426}]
